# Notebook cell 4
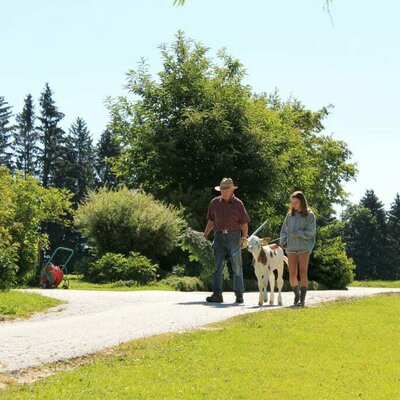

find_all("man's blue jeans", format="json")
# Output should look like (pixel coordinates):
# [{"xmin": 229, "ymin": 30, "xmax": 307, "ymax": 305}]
[{"xmin": 212, "ymin": 230, "xmax": 245, "ymax": 295}]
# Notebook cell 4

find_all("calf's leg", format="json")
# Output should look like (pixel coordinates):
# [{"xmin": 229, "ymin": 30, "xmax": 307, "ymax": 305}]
[
  {"xmin": 256, "ymin": 271, "xmax": 264, "ymax": 306},
  {"xmin": 268, "ymin": 269, "xmax": 275, "ymax": 305},
  {"xmin": 262, "ymin": 271, "xmax": 268, "ymax": 303},
  {"xmin": 276, "ymin": 264, "xmax": 284, "ymax": 306}
]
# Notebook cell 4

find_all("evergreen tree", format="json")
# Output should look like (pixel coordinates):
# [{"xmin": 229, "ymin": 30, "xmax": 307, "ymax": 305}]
[
  {"xmin": 0, "ymin": 96, "xmax": 14, "ymax": 169},
  {"xmin": 387, "ymin": 194, "xmax": 400, "ymax": 279},
  {"xmin": 14, "ymin": 94, "xmax": 39, "ymax": 177},
  {"xmin": 67, "ymin": 117, "xmax": 96, "ymax": 201},
  {"xmin": 360, "ymin": 189, "xmax": 387, "ymax": 231},
  {"xmin": 37, "ymin": 83, "xmax": 66, "ymax": 187},
  {"xmin": 95, "ymin": 129, "xmax": 121, "ymax": 187},
  {"xmin": 343, "ymin": 190, "xmax": 388, "ymax": 279}
]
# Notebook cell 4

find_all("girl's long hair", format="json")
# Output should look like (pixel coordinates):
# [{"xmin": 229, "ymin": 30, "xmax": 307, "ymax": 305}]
[{"xmin": 289, "ymin": 191, "xmax": 310, "ymax": 217}]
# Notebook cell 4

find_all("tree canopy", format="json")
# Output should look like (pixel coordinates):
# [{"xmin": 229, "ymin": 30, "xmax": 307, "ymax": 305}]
[{"xmin": 108, "ymin": 32, "xmax": 356, "ymax": 232}]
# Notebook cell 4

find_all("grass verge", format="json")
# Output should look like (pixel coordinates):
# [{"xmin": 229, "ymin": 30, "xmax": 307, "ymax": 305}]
[
  {"xmin": 351, "ymin": 280, "xmax": 400, "ymax": 288},
  {"xmin": 0, "ymin": 291, "xmax": 62, "ymax": 321},
  {"xmin": 1, "ymin": 294, "xmax": 399, "ymax": 399}
]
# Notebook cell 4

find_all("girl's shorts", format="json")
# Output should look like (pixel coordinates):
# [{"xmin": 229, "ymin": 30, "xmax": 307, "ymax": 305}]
[{"xmin": 286, "ymin": 250, "xmax": 311, "ymax": 254}]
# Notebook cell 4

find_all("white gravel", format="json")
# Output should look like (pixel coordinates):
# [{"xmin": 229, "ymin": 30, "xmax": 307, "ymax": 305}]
[{"xmin": 0, "ymin": 287, "xmax": 398, "ymax": 372}]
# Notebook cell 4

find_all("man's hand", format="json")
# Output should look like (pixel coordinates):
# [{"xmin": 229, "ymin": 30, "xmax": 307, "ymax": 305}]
[
  {"xmin": 203, "ymin": 220, "xmax": 214, "ymax": 239},
  {"xmin": 240, "ymin": 238, "xmax": 248, "ymax": 249}
]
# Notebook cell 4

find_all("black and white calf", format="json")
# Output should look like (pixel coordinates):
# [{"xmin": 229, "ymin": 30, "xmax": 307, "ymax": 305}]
[{"xmin": 246, "ymin": 236, "xmax": 288, "ymax": 306}]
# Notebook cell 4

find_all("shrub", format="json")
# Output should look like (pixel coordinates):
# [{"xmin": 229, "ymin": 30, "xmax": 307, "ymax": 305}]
[
  {"xmin": 171, "ymin": 264, "xmax": 186, "ymax": 277},
  {"xmin": 0, "ymin": 246, "xmax": 19, "ymax": 291},
  {"xmin": 181, "ymin": 228, "xmax": 229, "ymax": 287},
  {"xmin": 309, "ymin": 224, "xmax": 355, "ymax": 289},
  {"xmin": 75, "ymin": 187, "xmax": 186, "ymax": 260},
  {"xmin": 162, "ymin": 276, "xmax": 205, "ymax": 291},
  {"xmin": 84, "ymin": 252, "xmax": 158, "ymax": 284}
]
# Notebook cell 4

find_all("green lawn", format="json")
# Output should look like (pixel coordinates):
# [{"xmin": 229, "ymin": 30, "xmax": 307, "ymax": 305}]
[
  {"xmin": 60, "ymin": 275, "xmax": 174, "ymax": 291},
  {"xmin": 0, "ymin": 291, "xmax": 62, "ymax": 321},
  {"xmin": 351, "ymin": 280, "xmax": 400, "ymax": 288},
  {"xmin": 2, "ymin": 294, "xmax": 399, "ymax": 399}
]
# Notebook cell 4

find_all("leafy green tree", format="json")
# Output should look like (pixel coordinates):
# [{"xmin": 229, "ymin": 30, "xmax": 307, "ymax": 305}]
[
  {"xmin": 10, "ymin": 173, "xmax": 72, "ymax": 282},
  {"xmin": 14, "ymin": 94, "xmax": 40, "ymax": 178},
  {"xmin": 0, "ymin": 96, "xmax": 14, "ymax": 170},
  {"xmin": 0, "ymin": 167, "xmax": 72, "ymax": 286},
  {"xmin": 387, "ymin": 194, "xmax": 400, "ymax": 279},
  {"xmin": 248, "ymin": 94, "xmax": 356, "ymax": 228},
  {"xmin": 95, "ymin": 129, "xmax": 121, "ymax": 187},
  {"xmin": 0, "ymin": 167, "xmax": 19, "ymax": 289},
  {"xmin": 109, "ymin": 32, "xmax": 282, "ymax": 229},
  {"xmin": 109, "ymin": 32, "xmax": 356, "ymax": 233},
  {"xmin": 37, "ymin": 83, "xmax": 66, "ymax": 188}
]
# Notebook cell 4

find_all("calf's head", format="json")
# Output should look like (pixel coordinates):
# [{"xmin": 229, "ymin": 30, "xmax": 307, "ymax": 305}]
[
  {"xmin": 246, "ymin": 235, "xmax": 271, "ymax": 265},
  {"xmin": 246, "ymin": 235, "xmax": 270, "ymax": 251}
]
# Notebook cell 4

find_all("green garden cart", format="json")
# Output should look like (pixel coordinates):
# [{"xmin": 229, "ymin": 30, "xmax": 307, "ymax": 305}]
[{"xmin": 38, "ymin": 247, "xmax": 74, "ymax": 289}]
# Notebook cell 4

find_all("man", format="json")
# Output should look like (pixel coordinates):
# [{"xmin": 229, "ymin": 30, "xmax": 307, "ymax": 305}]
[{"xmin": 204, "ymin": 178, "xmax": 250, "ymax": 304}]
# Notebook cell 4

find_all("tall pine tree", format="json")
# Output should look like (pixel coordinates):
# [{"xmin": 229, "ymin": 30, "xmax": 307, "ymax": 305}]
[
  {"xmin": 360, "ymin": 189, "xmax": 387, "ymax": 232},
  {"xmin": 37, "ymin": 83, "xmax": 66, "ymax": 187},
  {"xmin": 387, "ymin": 194, "xmax": 400, "ymax": 279},
  {"xmin": 343, "ymin": 190, "xmax": 388, "ymax": 279},
  {"xmin": 67, "ymin": 117, "xmax": 96, "ymax": 201},
  {"xmin": 0, "ymin": 96, "xmax": 14, "ymax": 170},
  {"xmin": 14, "ymin": 94, "xmax": 39, "ymax": 178},
  {"xmin": 96, "ymin": 129, "xmax": 121, "ymax": 187}
]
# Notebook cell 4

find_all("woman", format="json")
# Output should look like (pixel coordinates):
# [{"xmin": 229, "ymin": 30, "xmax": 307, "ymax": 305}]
[{"xmin": 280, "ymin": 191, "xmax": 316, "ymax": 307}]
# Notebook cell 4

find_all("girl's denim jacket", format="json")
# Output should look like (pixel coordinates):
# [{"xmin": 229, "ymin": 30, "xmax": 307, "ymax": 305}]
[{"xmin": 280, "ymin": 210, "xmax": 316, "ymax": 252}]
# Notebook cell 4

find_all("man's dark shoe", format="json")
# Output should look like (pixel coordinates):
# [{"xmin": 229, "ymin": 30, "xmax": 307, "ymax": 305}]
[
  {"xmin": 206, "ymin": 293, "xmax": 223, "ymax": 303},
  {"xmin": 235, "ymin": 294, "xmax": 244, "ymax": 304}
]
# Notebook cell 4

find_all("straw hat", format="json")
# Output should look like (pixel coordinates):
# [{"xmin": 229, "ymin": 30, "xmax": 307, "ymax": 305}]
[{"xmin": 214, "ymin": 178, "xmax": 238, "ymax": 191}]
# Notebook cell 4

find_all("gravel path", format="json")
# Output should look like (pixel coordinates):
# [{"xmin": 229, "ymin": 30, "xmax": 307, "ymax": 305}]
[{"xmin": 0, "ymin": 287, "xmax": 398, "ymax": 372}]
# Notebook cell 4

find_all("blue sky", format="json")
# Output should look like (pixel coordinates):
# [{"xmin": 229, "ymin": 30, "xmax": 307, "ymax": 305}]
[{"xmin": 1, "ymin": 0, "xmax": 399, "ymax": 209}]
